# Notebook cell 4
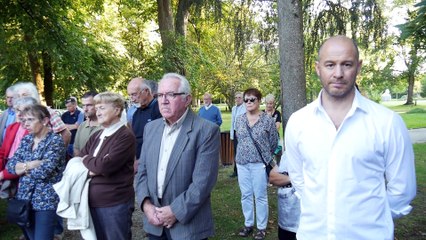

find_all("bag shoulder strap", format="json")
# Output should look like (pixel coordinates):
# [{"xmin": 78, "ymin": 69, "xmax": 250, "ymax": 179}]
[{"xmin": 245, "ymin": 122, "xmax": 268, "ymax": 166}]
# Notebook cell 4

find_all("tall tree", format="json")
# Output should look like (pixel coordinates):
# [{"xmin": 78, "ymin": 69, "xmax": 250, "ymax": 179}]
[
  {"xmin": 0, "ymin": 0, "xmax": 122, "ymax": 105},
  {"xmin": 398, "ymin": 2, "xmax": 426, "ymax": 104},
  {"xmin": 278, "ymin": 0, "xmax": 306, "ymax": 133}
]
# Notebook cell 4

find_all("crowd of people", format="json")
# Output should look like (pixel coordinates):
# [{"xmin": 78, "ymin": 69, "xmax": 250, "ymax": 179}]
[{"xmin": 0, "ymin": 35, "xmax": 417, "ymax": 240}]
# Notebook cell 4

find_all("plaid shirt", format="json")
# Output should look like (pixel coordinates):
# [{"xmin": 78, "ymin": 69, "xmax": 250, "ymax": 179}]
[{"xmin": 48, "ymin": 108, "xmax": 67, "ymax": 134}]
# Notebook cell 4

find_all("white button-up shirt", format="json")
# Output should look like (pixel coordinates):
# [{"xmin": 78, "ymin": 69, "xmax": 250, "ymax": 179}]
[
  {"xmin": 230, "ymin": 104, "xmax": 246, "ymax": 140},
  {"xmin": 157, "ymin": 109, "xmax": 188, "ymax": 198},
  {"xmin": 285, "ymin": 89, "xmax": 416, "ymax": 240}
]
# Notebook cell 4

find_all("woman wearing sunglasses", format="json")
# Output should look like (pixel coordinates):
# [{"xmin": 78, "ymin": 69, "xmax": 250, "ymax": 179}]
[{"xmin": 234, "ymin": 88, "xmax": 279, "ymax": 240}]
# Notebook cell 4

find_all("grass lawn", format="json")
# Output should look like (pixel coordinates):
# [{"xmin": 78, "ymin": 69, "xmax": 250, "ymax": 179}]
[{"xmin": 212, "ymin": 143, "xmax": 426, "ymax": 240}]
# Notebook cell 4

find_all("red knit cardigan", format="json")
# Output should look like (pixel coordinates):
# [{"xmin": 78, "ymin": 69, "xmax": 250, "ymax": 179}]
[{"xmin": 0, "ymin": 122, "xmax": 28, "ymax": 180}]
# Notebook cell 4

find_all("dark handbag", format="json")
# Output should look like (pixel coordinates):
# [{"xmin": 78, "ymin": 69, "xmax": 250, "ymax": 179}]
[
  {"xmin": 245, "ymin": 123, "xmax": 275, "ymax": 178},
  {"xmin": 7, "ymin": 198, "xmax": 32, "ymax": 227}
]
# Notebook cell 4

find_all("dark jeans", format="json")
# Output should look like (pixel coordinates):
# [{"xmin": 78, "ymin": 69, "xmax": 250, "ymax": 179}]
[
  {"xmin": 54, "ymin": 214, "xmax": 63, "ymax": 235},
  {"xmin": 278, "ymin": 226, "xmax": 297, "ymax": 240},
  {"xmin": 90, "ymin": 198, "xmax": 134, "ymax": 240},
  {"xmin": 24, "ymin": 210, "xmax": 56, "ymax": 240},
  {"xmin": 232, "ymin": 134, "xmax": 238, "ymax": 175},
  {"xmin": 148, "ymin": 229, "xmax": 208, "ymax": 240}
]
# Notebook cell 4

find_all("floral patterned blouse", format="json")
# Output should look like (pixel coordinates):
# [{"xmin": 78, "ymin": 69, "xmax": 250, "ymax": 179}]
[
  {"xmin": 235, "ymin": 112, "xmax": 279, "ymax": 165},
  {"xmin": 6, "ymin": 131, "xmax": 66, "ymax": 211}
]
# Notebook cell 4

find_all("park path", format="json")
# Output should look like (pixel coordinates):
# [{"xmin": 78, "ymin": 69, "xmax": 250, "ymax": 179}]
[{"xmin": 409, "ymin": 128, "xmax": 426, "ymax": 144}]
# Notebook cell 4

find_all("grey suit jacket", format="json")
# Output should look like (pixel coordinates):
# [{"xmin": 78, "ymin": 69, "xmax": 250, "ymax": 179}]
[
  {"xmin": 0, "ymin": 110, "xmax": 13, "ymax": 146},
  {"xmin": 136, "ymin": 110, "xmax": 220, "ymax": 240}
]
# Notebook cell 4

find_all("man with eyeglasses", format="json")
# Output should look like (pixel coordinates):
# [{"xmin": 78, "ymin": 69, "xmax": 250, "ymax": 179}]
[
  {"xmin": 136, "ymin": 73, "xmax": 220, "ymax": 240},
  {"xmin": 229, "ymin": 92, "xmax": 246, "ymax": 178},
  {"xmin": 127, "ymin": 77, "xmax": 162, "ymax": 171},
  {"xmin": 0, "ymin": 86, "xmax": 16, "ymax": 146},
  {"xmin": 73, "ymin": 91, "xmax": 102, "ymax": 157},
  {"xmin": 198, "ymin": 92, "xmax": 222, "ymax": 126}
]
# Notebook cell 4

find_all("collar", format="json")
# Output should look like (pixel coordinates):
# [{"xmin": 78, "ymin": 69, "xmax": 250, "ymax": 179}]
[
  {"xmin": 204, "ymin": 104, "xmax": 212, "ymax": 110},
  {"xmin": 100, "ymin": 120, "xmax": 125, "ymax": 138},
  {"xmin": 7, "ymin": 107, "xmax": 15, "ymax": 115},
  {"xmin": 314, "ymin": 88, "xmax": 368, "ymax": 115},
  {"xmin": 163, "ymin": 108, "xmax": 189, "ymax": 135},
  {"xmin": 140, "ymin": 98, "xmax": 157, "ymax": 109},
  {"xmin": 84, "ymin": 119, "xmax": 100, "ymax": 128}
]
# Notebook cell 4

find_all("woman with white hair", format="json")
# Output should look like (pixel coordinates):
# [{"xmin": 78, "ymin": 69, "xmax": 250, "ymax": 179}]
[
  {"xmin": 0, "ymin": 97, "xmax": 38, "ymax": 198},
  {"xmin": 80, "ymin": 92, "xmax": 136, "ymax": 240},
  {"xmin": 263, "ymin": 94, "xmax": 282, "ymax": 131}
]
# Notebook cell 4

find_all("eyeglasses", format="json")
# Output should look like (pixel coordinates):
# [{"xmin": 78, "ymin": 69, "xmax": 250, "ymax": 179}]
[
  {"xmin": 244, "ymin": 98, "xmax": 257, "ymax": 103},
  {"xmin": 157, "ymin": 92, "xmax": 187, "ymax": 100},
  {"xmin": 129, "ymin": 91, "xmax": 141, "ymax": 97},
  {"xmin": 21, "ymin": 117, "xmax": 36, "ymax": 123}
]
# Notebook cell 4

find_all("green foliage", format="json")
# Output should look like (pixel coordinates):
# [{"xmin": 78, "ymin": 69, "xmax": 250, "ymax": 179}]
[
  {"xmin": 399, "ymin": 0, "xmax": 426, "ymax": 49},
  {"xmin": 422, "ymin": 76, "xmax": 426, "ymax": 97}
]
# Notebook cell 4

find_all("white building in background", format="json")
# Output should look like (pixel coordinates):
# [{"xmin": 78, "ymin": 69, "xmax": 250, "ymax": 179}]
[{"xmin": 381, "ymin": 89, "xmax": 391, "ymax": 101}]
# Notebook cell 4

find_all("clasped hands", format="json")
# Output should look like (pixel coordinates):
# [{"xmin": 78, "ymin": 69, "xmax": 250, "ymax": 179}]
[{"xmin": 144, "ymin": 200, "xmax": 177, "ymax": 229}]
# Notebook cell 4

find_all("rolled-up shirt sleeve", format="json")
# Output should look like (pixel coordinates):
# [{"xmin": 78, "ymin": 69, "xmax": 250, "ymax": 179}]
[{"xmin": 385, "ymin": 114, "xmax": 416, "ymax": 219}]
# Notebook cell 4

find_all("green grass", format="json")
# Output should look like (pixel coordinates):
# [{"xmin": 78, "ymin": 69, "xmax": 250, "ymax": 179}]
[
  {"xmin": 212, "ymin": 143, "xmax": 426, "ymax": 240},
  {"xmin": 394, "ymin": 143, "xmax": 426, "ymax": 240}
]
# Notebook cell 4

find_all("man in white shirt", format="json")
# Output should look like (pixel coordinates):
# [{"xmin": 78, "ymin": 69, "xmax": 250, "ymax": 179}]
[
  {"xmin": 229, "ymin": 92, "xmax": 246, "ymax": 177},
  {"xmin": 285, "ymin": 35, "xmax": 416, "ymax": 240}
]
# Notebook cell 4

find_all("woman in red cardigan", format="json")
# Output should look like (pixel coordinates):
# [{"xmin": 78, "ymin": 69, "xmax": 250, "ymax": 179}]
[{"xmin": 0, "ymin": 97, "xmax": 36, "ymax": 198}]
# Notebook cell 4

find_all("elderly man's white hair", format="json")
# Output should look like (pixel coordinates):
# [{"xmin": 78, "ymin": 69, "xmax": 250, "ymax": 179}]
[
  {"xmin": 161, "ymin": 73, "xmax": 192, "ymax": 96},
  {"xmin": 12, "ymin": 82, "xmax": 41, "ymax": 103}
]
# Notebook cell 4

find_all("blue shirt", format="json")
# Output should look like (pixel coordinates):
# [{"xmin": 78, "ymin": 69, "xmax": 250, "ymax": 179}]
[
  {"xmin": 127, "ymin": 104, "xmax": 137, "ymax": 123},
  {"xmin": 2, "ymin": 107, "xmax": 15, "ymax": 140},
  {"xmin": 61, "ymin": 109, "xmax": 84, "ymax": 144},
  {"xmin": 6, "ymin": 131, "xmax": 66, "ymax": 211},
  {"xmin": 198, "ymin": 105, "xmax": 222, "ymax": 126},
  {"xmin": 132, "ymin": 99, "xmax": 162, "ymax": 158}
]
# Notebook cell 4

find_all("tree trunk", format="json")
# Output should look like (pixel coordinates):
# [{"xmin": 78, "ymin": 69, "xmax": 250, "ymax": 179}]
[
  {"xmin": 157, "ymin": 0, "xmax": 175, "ymax": 48},
  {"xmin": 42, "ymin": 50, "xmax": 54, "ymax": 107},
  {"xmin": 278, "ymin": 0, "xmax": 307, "ymax": 135},
  {"xmin": 405, "ymin": 43, "xmax": 420, "ymax": 105},
  {"xmin": 175, "ymin": 0, "xmax": 192, "ymax": 37},
  {"xmin": 24, "ymin": 34, "xmax": 44, "ymax": 104},
  {"xmin": 406, "ymin": 73, "xmax": 415, "ymax": 105}
]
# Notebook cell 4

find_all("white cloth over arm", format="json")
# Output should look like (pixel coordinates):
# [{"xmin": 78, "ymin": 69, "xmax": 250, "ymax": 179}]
[{"xmin": 53, "ymin": 157, "xmax": 96, "ymax": 240}]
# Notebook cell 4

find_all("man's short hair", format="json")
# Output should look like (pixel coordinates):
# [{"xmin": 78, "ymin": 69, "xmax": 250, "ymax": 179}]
[
  {"xmin": 65, "ymin": 97, "xmax": 77, "ymax": 105},
  {"xmin": 82, "ymin": 91, "xmax": 98, "ymax": 99}
]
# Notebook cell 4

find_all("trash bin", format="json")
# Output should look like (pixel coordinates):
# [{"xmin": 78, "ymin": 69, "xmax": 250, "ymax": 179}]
[{"xmin": 220, "ymin": 131, "xmax": 235, "ymax": 165}]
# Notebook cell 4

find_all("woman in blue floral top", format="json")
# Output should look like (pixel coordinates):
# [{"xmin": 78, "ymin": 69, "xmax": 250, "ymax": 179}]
[
  {"xmin": 7, "ymin": 104, "xmax": 66, "ymax": 240},
  {"xmin": 235, "ymin": 88, "xmax": 279, "ymax": 240}
]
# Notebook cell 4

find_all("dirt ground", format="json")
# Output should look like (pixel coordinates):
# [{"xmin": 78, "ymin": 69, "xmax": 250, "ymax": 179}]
[{"xmin": 62, "ymin": 203, "xmax": 147, "ymax": 240}]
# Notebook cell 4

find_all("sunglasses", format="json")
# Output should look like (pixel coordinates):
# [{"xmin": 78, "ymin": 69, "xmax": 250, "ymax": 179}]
[{"xmin": 244, "ymin": 98, "xmax": 257, "ymax": 103}]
